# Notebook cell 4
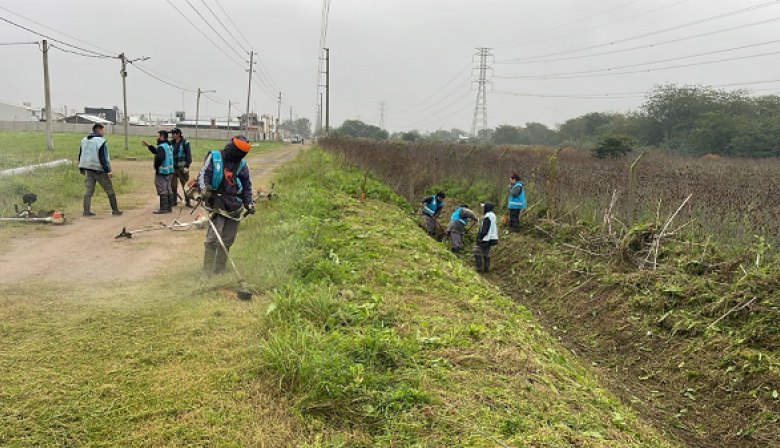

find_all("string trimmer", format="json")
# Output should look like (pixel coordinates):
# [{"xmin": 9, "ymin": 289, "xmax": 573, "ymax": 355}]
[{"xmin": 0, "ymin": 193, "xmax": 66, "ymax": 225}]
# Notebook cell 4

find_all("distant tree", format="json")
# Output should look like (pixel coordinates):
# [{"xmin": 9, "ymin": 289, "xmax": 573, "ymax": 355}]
[
  {"xmin": 521, "ymin": 122, "xmax": 560, "ymax": 145},
  {"xmin": 592, "ymin": 134, "xmax": 637, "ymax": 159},
  {"xmin": 492, "ymin": 125, "xmax": 522, "ymax": 144},
  {"xmin": 280, "ymin": 117, "xmax": 312, "ymax": 138},
  {"xmin": 401, "ymin": 130, "xmax": 421, "ymax": 142},
  {"xmin": 334, "ymin": 119, "xmax": 387, "ymax": 140}
]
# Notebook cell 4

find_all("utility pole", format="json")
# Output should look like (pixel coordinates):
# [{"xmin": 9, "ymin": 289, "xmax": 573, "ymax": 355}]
[
  {"xmin": 471, "ymin": 47, "xmax": 493, "ymax": 140},
  {"xmin": 41, "ymin": 40, "xmax": 53, "ymax": 150},
  {"xmin": 324, "ymin": 48, "xmax": 330, "ymax": 137},
  {"xmin": 119, "ymin": 53, "xmax": 129, "ymax": 150},
  {"xmin": 226, "ymin": 100, "xmax": 231, "ymax": 140},
  {"xmin": 245, "ymin": 51, "xmax": 256, "ymax": 133},
  {"xmin": 276, "ymin": 92, "xmax": 282, "ymax": 140},
  {"xmin": 118, "ymin": 53, "xmax": 149, "ymax": 149},
  {"xmin": 378, "ymin": 101, "xmax": 386, "ymax": 130},
  {"xmin": 195, "ymin": 88, "xmax": 216, "ymax": 148},
  {"xmin": 317, "ymin": 93, "xmax": 323, "ymax": 135}
]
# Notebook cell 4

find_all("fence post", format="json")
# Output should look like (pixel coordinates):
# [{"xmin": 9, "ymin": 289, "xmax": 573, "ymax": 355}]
[{"xmin": 628, "ymin": 151, "xmax": 647, "ymax": 225}]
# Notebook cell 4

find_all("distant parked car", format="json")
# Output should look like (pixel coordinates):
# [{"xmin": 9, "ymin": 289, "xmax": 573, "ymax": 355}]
[{"xmin": 290, "ymin": 135, "xmax": 304, "ymax": 144}]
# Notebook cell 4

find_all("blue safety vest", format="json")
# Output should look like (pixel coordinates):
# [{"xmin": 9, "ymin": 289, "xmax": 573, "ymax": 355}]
[
  {"xmin": 450, "ymin": 207, "xmax": 467, "ymax": 225},
  {"xmin": 158, "ymin": 142, "xmax": 174, "ymax": 175},
  {"xmin": 210, "ymin": 150, "xmax": 246, "ymax": 193},
  {"xmin": 173, "ymin": 139, "xmax": 189, "ymax": 168},
  {"xmin": 422, "ymin": 197, "xmax": 442, "ymax": 216},
  {"xmin": 508, "ymin": 181, "xmax": 526, "ymax": 210}
]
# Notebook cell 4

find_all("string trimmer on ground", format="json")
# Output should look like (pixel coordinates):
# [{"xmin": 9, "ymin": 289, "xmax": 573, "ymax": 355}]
[{"xmin": 0, "ymin": 193, "xmax": 66, "ymax": 225}]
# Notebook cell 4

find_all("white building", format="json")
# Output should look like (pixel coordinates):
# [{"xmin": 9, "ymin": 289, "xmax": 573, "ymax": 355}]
[{"xmin": 0, "ymin": 100, "xmax": 41, "ymax": 121}]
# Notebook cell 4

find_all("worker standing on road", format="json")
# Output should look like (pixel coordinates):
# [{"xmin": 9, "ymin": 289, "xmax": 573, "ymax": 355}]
[
  {"xmin": 78, "ymin": 123, "xmax": 123, "ymax": 216},
  {"xmin": 194, "ymin": 136, "xmax": 255, "ymax": 275},
  {"xmin": 142, "ymin": 130, "xmax": 175, "ymax": 214},
  {"xmin": 446, "ymin": 204, "xmax": 478, "ymax": 254},
  {"xmin": 169, "ymin": 128, "xmax": 192, "ymax": 208},
  {"xmin": 507, "ymin": 173, "xmax": 526, "ymax": 232},
  {"xmin": 420, "ymin": 191, "xmax": 446, "ymax": 237},
  {"xmin": 474, "ymin": 202, "xmax": 498, "ymax": 272}
]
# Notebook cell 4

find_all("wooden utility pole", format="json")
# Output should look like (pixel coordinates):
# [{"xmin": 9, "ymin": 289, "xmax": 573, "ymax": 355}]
[
  {"xmin": 119, "ymin": 53, "xmax": 129, "ymax": 150},
  {"xmin": 324, "ymin": 48, "xmax": 330, "ymax": 137},
  {"xmin": 276, "ymin": 92, "xmax": 282, "ymax": 140},
  {"xmin": 195, "ymin": 88, "xmax": 216, "ymax": 147},
  {"xmin": 42, "ymin": 40, "xmax": 53, "ymax": 150}
]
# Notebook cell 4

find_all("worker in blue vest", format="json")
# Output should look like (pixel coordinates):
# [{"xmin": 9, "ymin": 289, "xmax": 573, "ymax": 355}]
[
  {"xmin": 169, "ymin": 128, "xmax": 193, "ymax": 207},
  {"xmin": 195, "ymin": 136, "xmax": 255, "ymax": 275},
  {"xmin": 474, "ymin": 202, "xmax": 499, "ymax": 272},
  {"xmin": 78, "ymin": 123, "xmax": 122, "ymax": 216},
  {"xmin": 420, "ymin": 190, "xmax": 446, "ymax": 237},
  {"xmin": 507, "ymin": 172, "xmax": 526, "ymax": 232},
  {"xmin": 142, "ymin": 130, "xmax": 175, "ymax": 214},
  {"xmin": 446, "ymin": 204, "xmax": 478, "ymax": 254}
]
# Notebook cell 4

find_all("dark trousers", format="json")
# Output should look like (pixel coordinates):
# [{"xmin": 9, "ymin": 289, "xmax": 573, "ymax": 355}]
[
  {"xmin": 474, "ymin": 243, "xmax": 492, "ymax": 272},
  {"xmin": 84, "ymin": 171, "xmax": 115, "ymax": 197},
  {"xmin": 155, "ymin": 174, "xmax": 173, "ymax": 196},
  {"xmin": 170, "ymin": 169, "xmax": 189, "ymax": 203},
  {"xmin": 508, "ymin": 209, "xmax": 522, "ymax": 231}
]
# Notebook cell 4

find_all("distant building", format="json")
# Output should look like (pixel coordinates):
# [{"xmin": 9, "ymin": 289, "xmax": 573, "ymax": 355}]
[
  {"xmin": 85, "ymin": 107, "xmax": 118, "ymax": 123},
  {"xmin": 176, "ymin": 119, "xmax": 242, "ymax": 130},
  {"xmin": 64, "ymin": 114, "xmax": 113, "ymax": 125},
  {"xmin": 0, "ymin": 100, "xmax": 41, "ymax": 121}
]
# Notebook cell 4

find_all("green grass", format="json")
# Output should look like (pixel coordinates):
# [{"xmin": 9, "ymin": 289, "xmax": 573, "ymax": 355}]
[
  {"xmin": 0, "ymin": 131, "xmax": 282, "ymax": 170},
  {"xmin": 0, "ymin": 146, "xmax": 677, "ymax": 446},
  {"xmin": 227, "ymin": 148, "xmax": 677, "ymax": 446}
]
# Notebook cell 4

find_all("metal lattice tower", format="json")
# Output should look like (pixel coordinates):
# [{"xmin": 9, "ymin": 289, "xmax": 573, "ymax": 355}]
[
  {"xmin": 471, "ymin": 47, "xmax": 493, "ymax": 139},
  {"xmin": 379, "ymin": 101, "xmax": 387, "ymax": 129}
]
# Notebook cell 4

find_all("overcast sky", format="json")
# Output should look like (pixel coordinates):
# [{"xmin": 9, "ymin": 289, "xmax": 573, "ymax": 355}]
[{"xmin": 2, "ymin": 0, "xmax": 780, "ymax": 133}]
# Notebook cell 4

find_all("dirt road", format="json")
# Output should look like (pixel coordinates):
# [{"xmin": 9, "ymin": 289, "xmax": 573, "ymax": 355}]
[{"xmin": 0, "ymin": 144, "xmax": 302, "ymax": 284}]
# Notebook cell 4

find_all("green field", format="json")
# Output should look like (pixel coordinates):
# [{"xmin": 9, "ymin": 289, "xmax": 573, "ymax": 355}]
[{"xmin": 0, "ymin": 146, "xmax": 678, "ymax": 447}]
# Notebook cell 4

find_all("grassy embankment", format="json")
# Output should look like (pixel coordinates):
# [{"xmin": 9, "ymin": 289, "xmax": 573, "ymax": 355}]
[
  {"xmin": 316, "ymin": 139, "xmax": 780, "ymax": 446},
  {"xmin": 0, "ymin": 147, "xmax": 677, "ymax": 446}
]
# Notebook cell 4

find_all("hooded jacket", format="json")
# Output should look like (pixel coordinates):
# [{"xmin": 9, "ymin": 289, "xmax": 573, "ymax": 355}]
[
  {"xmin": 197, "ymin": 138, "xmax": 253, "ymax": 212},
  {"xmin": 78, "ymin": 133, "xmax": 111, "ymax": 173},
  {"xmin": 477, "ymin": 202, "xmax": 499, "ymax": 245}
]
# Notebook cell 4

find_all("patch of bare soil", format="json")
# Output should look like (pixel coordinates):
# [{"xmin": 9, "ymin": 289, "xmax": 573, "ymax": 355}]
[{"xmin": 0, "ymin": 145, "xmax": 301, "ymax": 284}]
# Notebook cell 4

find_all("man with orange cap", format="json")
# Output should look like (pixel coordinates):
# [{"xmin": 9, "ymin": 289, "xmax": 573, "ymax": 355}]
[{"xmin": 195, "ymin": 135, "xmax": 255, "ymax": 274}]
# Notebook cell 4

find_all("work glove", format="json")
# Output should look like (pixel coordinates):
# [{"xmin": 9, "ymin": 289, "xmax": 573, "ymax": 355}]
[
  {"xmin": 182, "ymin": 168, "xmax": 189, "ymax": 175},
  {"xmin": 245, "ymin": 203, "xmax": 256, "ymax": 215}
]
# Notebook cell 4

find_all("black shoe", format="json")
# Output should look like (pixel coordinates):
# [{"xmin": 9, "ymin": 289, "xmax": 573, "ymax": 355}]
[
  {"xmin": 112, "ymin": 209, "xmax": 123, "ymax": 216},
  {"xmin": 153, "ymin": 195, "xmax": 168, "ymax": 214},
  {"xmin": 83, "ymin": 211, "xmax": 96, "ymax": 217}
]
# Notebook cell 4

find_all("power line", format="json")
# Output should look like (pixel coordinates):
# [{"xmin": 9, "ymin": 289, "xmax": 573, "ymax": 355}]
[
  {"xmin": 0, "ymin": 15, "xmax": 115, "ymax": 58},
  {"xmin": 197, "ymin": 0, "xmax": 247, "ymax": 52},
  {"xmin": 496, "ymin": 47, "xmax": 780, "ymax": 80},
  {"xmin": 49, "ymin": 44, "xmax": 116, "ymax": 59},
  {"xmin": 392, "ymin": 57, "xmax": 472, "ymax": 114},
  {"xmin": 0, "ymin": 41, "xmax": 38, "ymax": 46},
  {"xmin": 130, "ymin": 63, "xmax": 197, "ymax": 92},
  {"xmin": 499, "ymin": 39, "xmax": 780, "ymax": 78},
  {"xmin": 184, "ymin": 0, "xmax": 246, "ymax": 61},
  {"xmin": 165, "ymin": 0, "xmax": 244, "ymax": 69},
  {"xmin": 497, "ymin": 15, "xmax": 780, "ymax": 65},
  {"xmin": 394, "ymin": 86, "xmax": 475, "ymax": 126},
  {"xmin": 213, "ymin": 0, "xmax": 253, "ymax": 49},
  {"xmin": 501, "ymin": 0, "xmax": 780, "ymax": 63},
  {"xmin": 388, "ymin": 78, "xmax": 473, "ymax": 118},
  {"xmin": 495, "ymin": 0, "xmax": 650, "ymax": 48},
  {"xmin": 492, "ymin": 90, "xmax": 645, "ymax": 99},
  {"xmin": 0, "ymin": 5, "xmax": 116, "ymax": 55}
]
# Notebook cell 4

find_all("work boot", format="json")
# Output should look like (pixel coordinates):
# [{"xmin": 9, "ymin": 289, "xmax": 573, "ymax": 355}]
[
  {"xmin": 203, "ymin": 242, "xmax": 218, "ymax": 276},
  {"xmin": 83, "ymin": 196, "xmax": 95, "ymax": 216},
  {"xmin": 214, "ymin": 245, "xmax": 229, "ymax": 274},
  {"xmin": 474, "ymin": 252, "xmax": 483, "ymax": 272},
  {"xmin": 153, "ymin": 195, "xmax": 168, "ymax": 214},
  {"xmin": 167, "ymin": 194, "xmax": 175, "ymax": 212},
  {"xmin": 483, "ymin": 254, "xmax": 490, "ymax": 273},
  {"xmin": 451, "ymin": 247, "xmax": 460, "ymax": 254},
  {"xmin": 185, "ymin": 197, "xmax": 193, "ymax": 208},
  {"xmin": 108, "ymin": 194, "xmax": 123, "ymax": 216}
]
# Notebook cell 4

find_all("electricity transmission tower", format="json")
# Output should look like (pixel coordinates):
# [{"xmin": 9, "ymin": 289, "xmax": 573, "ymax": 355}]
[
  {"xmin": 379, "ymin": 101, "xmax": 386, "ymax": 129},
  {"xmin": 471, "ymin": 47, "xmax": 493, "ymax": 139}
]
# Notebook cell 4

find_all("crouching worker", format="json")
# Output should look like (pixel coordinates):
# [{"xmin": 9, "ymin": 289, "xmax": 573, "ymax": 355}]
[
  {"xmin": 420, "ymin": 191, "xmax": 446, "ymax": 237},
  {"xmin": 195, "ymin": 136, "xmax": 255, "ymax": 275},
  {"xmin": 474, "ymin": 202, "xmax": 498, "ymax": 272},
  {"xmin": 446, "ymin": 204, "xmax": 477, "ymax": 254}
]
